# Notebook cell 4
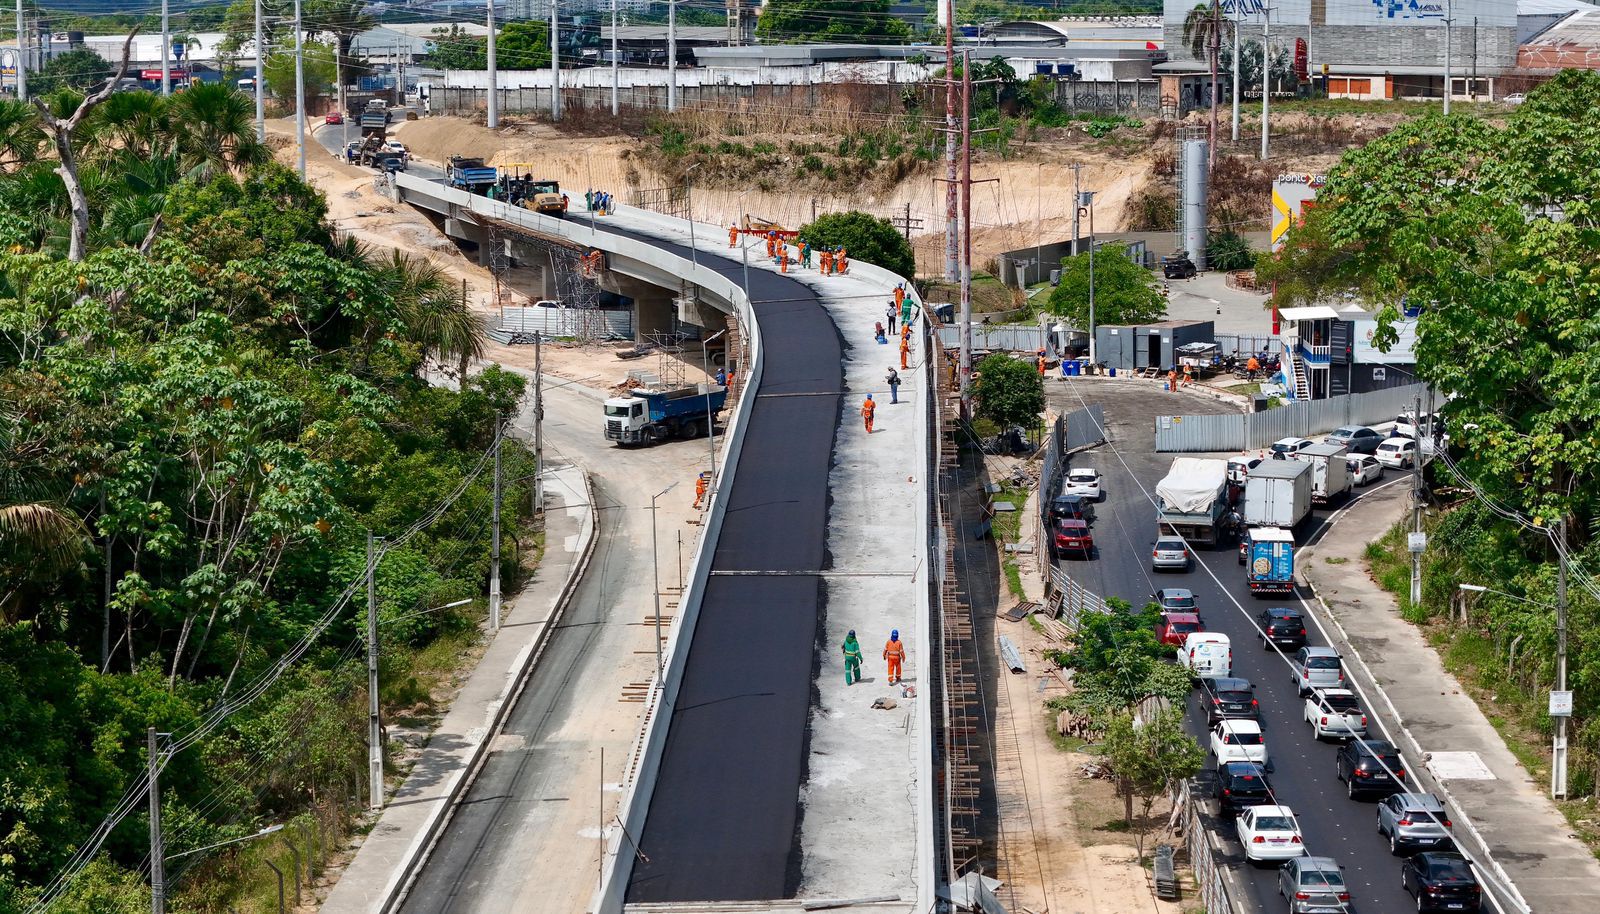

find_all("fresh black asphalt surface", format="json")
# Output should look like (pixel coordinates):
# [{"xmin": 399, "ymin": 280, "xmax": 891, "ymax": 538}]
[
  {"xmin": 595, "ymin": 226, "xmax": 842, "ymax": 903},
  {"xmin": 1047, "ymin": 381, "xmax": 1454, "ymax": 914},
  {"xmin": 360, "ymin": 152, "xmax": 843, "ymax": 901}
]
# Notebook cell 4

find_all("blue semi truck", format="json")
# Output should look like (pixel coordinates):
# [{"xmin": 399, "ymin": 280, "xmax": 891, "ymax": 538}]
[
  {"xmin": 604, "ymin": 384, "xmax": 727, "ymax": 445},
  {"xmin": 1244, "ymin": 527, "xmax": 1296, "ymax": 595}
]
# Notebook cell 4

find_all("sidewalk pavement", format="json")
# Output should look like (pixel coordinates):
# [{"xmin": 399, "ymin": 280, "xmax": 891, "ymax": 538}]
[
  {"xmin": 319, "ymin": 463, "xmax": 596, "ymax": 914},
  {"xmin": 1299, "ymin": 482, "xmax": 1600, "ymax": 914}
]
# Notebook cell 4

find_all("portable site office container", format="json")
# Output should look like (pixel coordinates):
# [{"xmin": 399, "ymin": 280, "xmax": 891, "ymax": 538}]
[{"xmin": 1094, "ymin": 320, "xmax": 1214, "ymax": 371}]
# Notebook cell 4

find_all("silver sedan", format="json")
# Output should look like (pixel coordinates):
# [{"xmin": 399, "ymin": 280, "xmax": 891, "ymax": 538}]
[
  {"xmin": 1151, "ymin": 536, "xmax": 1190, "ymax": 572},
  {"xmin": 1277, "ymin": 855, "xmax": 1351, "ymax": 913}
]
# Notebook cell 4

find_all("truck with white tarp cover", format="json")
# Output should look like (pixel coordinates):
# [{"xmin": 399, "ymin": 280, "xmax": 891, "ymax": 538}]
[{"xmin": 1156, "ymin": 457, "xmax": 1229, "ymax": 546}]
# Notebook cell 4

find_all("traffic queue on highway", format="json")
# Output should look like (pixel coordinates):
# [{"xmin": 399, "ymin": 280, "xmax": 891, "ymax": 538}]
[{"xmin": 1045, "ymin": 414, "xmax": 1488, "ymax": 914}]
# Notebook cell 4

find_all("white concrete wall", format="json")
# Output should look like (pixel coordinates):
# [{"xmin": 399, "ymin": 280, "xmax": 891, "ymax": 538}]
[{"xmin": 439, "ymin": 60, "xmax": 939, "ymax": 90}]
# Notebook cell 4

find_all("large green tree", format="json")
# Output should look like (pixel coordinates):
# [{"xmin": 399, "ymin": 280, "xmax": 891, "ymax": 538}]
[
  {"xmin": 756, "ymin": 0, "xmax": 912, "ymax": 45},
  {"xmin": 796, "ymin": 210, "xmax": 915, "ymax": 279},
  {"xmin": 972, "ymin": 353, "xmax": 1044, "ymax": 432},
  {"xmin": 32, "ymin": 48, "xmax": 113, "ymax": 95},
  {"xmin": 1259, "ymin": 70, "xmax": 1600, "ymax": 528},
  {"xmin": 1048, "ymin": 247, "xmax": 1165, "ymax": 330},
  {"xmin": 305, "ymin": 0, "xmax": 375, "ymax": 117},
  {"xmin": 1100, "ymin": 708, "xmax": 1205, "ymax": 825}
]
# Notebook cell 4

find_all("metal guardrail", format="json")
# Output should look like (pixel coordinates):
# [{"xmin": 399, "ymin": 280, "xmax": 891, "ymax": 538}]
[{"xmin": 1048, "ymin": 565, "xmax": 1112, "ymax": 634}]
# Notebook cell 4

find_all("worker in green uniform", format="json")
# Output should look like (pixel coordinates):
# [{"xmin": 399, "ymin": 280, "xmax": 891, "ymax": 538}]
[{"xmin": 842, "ymin": 629, "xmax": 864, "ymax": 685}]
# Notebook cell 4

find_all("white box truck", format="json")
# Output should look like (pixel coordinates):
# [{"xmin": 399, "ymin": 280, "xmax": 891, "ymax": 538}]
[
  {"xmin": 1243, "ymin": 459, "xmax": 1313, "ymax": 529},
  {"xmin": 1295, "ymin": 442, "xmax": 1352, "ymax": 505}
]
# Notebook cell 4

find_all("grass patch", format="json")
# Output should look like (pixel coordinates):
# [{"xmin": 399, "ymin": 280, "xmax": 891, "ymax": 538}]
[
  {"xmin": 1028, "ymin": 612, "xmax": 1045, "ymax": 634},
  {"xmin": 993, "ymin": 483, "xmax": 1031, "ymax": 600},
  {"xmin": 1097, "ymin": 817, "xmax": 1133, "ymax": 832},
  {"xmin": 1323, "ymin": 556, "xmax": 1349, "ymax": 565}
]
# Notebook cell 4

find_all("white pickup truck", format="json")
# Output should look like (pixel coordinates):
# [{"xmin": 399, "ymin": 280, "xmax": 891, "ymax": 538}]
[{"xmin": 1304, "ymin": 687, "xmax": 1367, "ymax": 741}]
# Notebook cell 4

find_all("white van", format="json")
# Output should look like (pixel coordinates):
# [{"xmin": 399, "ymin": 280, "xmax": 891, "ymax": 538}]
[{"xmin": 1180, "ymin": 632, "xmax": 1232, "ymax": 679}]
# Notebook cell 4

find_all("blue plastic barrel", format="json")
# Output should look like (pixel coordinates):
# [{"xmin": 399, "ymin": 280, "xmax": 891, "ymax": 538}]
[{"xmin": 1108, "ymin": 367, "xmax": 1117, "ymax": 377}]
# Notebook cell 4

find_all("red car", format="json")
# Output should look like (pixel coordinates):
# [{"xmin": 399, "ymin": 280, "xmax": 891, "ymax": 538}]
[
  {"xmin": 1052, "ymin": 519, "xmax": 1094, "ymax": 559},
  {"xmin": 324, "ymin": 111, "xmax": 343, "ymax": 125},
  {"xmin": 1157, "ymin": 611, "xmax": 1203, "ymax": 650}
]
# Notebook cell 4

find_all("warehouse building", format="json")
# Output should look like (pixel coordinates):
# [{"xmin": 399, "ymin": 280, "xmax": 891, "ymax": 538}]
[{"xmin": 1158, "ymin": 0, "xmax": 1525, "ymax": 103}]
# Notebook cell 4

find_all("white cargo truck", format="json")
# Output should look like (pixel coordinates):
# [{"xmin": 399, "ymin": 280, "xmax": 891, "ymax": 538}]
[
  {"xmin": 1295, "ymin": 442, "xmax": 1352, "ymax": 505},
  {"xmin": 1243, "ymin": 459, "xmax": 1313, "ymax": 529}
]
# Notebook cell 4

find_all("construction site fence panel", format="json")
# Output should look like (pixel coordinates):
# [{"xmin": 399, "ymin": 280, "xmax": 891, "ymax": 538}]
[
  {"xmin": 935, "ymin": 324, "xmax": 1048, "ymax": 354},
  {"xmin": 1062, "ymin": 404, "xmax": 1106, "ymax": 454},
  {"xmin": 1155, "ymin": 382, "xmax": 1435, "ymax": 452},
  {"xmin": 433, "ymin": 82, "xmax": 909, "ymax": 119},
  {"xmin": 1049, "ymin": 565, "xmax": 1112, "ymax": 635},
  {"xmin": 488, "ymin": 305, "xmax": 634, "ymax": 343},
  {"xmin": 1183, "ymin": 783, "xmax": 1240, "ymax": 914}
]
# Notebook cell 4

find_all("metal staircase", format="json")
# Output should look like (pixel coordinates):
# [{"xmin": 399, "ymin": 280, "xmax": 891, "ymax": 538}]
[{"xmin": 1289, "ymin": 349, "xmax": 1310, "ymax": 400}]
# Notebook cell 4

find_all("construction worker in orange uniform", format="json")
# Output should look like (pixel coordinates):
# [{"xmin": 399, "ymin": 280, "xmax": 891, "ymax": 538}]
[
  {"xmin": 899, "ymin": 335, "xmax": 911, "ymax": 370},
  {"xmin": 861, "ymin": 394, "xmax": 876, "ymax": 433},
  {"xmin": 729, "ymin": 224, "xmax": 739, "ymax": 247},
  {"xmin": 883, "ymin": 630, "xmax": 905, "ymax": 685},
  {"xmin": 693, "ymin": 472, "xmax": 709, "ymax": 509},
  {"xmin": 837, "ymin": 247, "xmax": 849, "ymax": 273},
  {"xmin": 821, "ymin": 249, "xmax": 833, "ymax": 275}
]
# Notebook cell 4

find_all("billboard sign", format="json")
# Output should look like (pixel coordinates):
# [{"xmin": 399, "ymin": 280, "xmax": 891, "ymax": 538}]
[
  {"xmin": 140, "ymin": 69, "xmax": 190, "ymax": 81},
  {"xmin": 1327, "ymin": 0, "xmax": 1514, "ymax": 27},
  {"xmin": 1271, "ymin": 173, "xmax": 1325, "ymax": 250}
]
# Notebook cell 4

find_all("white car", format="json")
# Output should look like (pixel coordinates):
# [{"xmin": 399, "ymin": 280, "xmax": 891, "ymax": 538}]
[
  {"xmin": 1347, "ymin": 454, "xmax": 1384, "ymax": 486},
  {"xmin": 1227, "ymin": 455, "xmax": 1262, "ymax": 485},
  {"xmin": 1271, "ymin": 437, "xmax": 1315, "ymax": 457},
  {"xmin": 1209, "ymin": 718, "xmax": 1268, "ymax": 768},
  {"xmin": 1063, "ymin": 467, "xmax": 1102, "ymax": 500},
  {"xmin": 1236, "ymin": 804, "xmax": 1306, "ymax": 863},
  {"xmin": 1304, "ymin": 687, "xmax": 1368, "ymax": 741},
  {"xmin": 1503, "ymin": 92, "xmax": 1526, "ymax": 105},
  {"xmin": 384, "ymin": 141, "xmax": 410, "ymax": 167},
  {"xmin": 1374, "ymin": 437, "xmax": 1416, "ymax": 469}
]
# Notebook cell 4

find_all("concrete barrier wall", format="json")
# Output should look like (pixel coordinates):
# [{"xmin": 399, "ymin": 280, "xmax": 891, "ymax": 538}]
[{"xmin": 390, "ymin": 175, "xmax": 764, "ymax": 914}]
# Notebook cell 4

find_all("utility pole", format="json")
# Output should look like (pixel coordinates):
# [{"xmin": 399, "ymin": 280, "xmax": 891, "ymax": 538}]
[
  {"xmin": 702, "ymin": 329, "xmax": 727, "ymax": 494},
  {"xmin": 1208, "ymin": 0, "xmax": 1219, "ymax": 171},
  {"xmin": 1410, "ymin": 394, "xmax": 1423, "ymax": 607},
  {"xmin": 1086, "ymin": 192, "xmax": 1097, "ymax": 366},
  {"xmin": 161, "ymin": 0, "xmax": 171, "ymax": 96},
  {"xmin": 533, "ymin": 333, "xmax": 544, "ymax": 514},
  {"xmin": 1554, "ymin": 518, "xmax": 1569, "ymax": 800},
  {"xmin": 550, "ymin": 0, "xmax": 560, "ymax": 121},
  {"xmin": 1443, "ymin": 0, "xmax": 1453, "ymax": 115},
  {"xmin": 667, "ymin": 0, "xmax": 677, "ymax": 112},
  {"xmin": 942, "ymin": 0, "xmax": 959, "ymax": 283},
  {"xmin": 366, "ymin": 532, "xmax": 382, "ymax": 810},
  {"xmin": 254, "ymin": 0, "xmax": 265, "ymax": 142},
  {"xmin": 486, "ymin": 0, "xmax": 497, "ymax": 129},
  {"xmin": 1070, "ymin": 162, "xmax": 1082, "ymax": 255},
  {"xmin": 12, "ymin": 0, "xmax": 26, "ymax": 102},
  {"xmin": 148, "ymin": 727, "xmax": 166, "ymax": 914},
  {"xmin": 1231, "ymin": 1, "xmax": 1241, "ymax": 142},
  {"xmin": 294, "ymin": 0, "xmax": 306, "ymax": 178},
  {"xmin": 958, "ymin": 49, "xmax": 973, "ymax": 401},
  {"xmin": 1260, "ymin": 5, "xmax": 1271, "ymax": 161},
  {"xmin": 610, "ymin": 0, "xmax": 618, "ymax": 116},
  {"xmin": 490, "ymin": 412, "xmax": 503, "ymax": 630}
]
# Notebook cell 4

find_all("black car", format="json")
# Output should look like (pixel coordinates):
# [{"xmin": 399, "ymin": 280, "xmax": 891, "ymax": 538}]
[
  {"xmin": 1402, "ymin": 851, "xmax": 1482, "ymax": 912},
  {"xmin": 1326, "ymin": 424, "xmax": 1385, "ymax": 455},
  {"xmin": 1257, "ymin": 607, "xmax": 1307, "ymax": 651},
  {"xmin": 1048, "ymin": 494, "xmax": 1095, "ymax": 524},
  {"xmin": 1200, "ymin": 676, "xmax": 1259, "ymax": 724},
  {"xmin": 1213, "ymin": 761, "xmax": 1272, "ymax": 815},
  {"xmin": 1162, "ymin": 253, "xmax": 1197, "ymax": 279},
  {"xmin": 1336, "ymin": 738, "xmax": 1407, "ymax": 799}
]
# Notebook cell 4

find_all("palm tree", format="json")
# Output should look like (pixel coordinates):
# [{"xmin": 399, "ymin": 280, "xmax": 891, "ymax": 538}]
[
  {"xmin": 1183, "ymin": 2, "xmax": 1227, "ymax": 169},
  {"xmin": 307, "ymin": 0, "xmax": 375, "ymax": 123},
  {"xmin": 375, "ymin": 250, "xmax": 485, "ymax": 380},
  {"xmin": 0, "ymin": 99, "xmax": 43, "ymax": 169},
  {"xmin": 94, "ymin": 90, "xmax": 170, "ymax": 161},
  {"xmin": 0, "ymin": 418, "xmax": 87, "ymax": 625},
  {"xmin": 168, "ymin": 82, "xmax": 268, "ymax": 176}
]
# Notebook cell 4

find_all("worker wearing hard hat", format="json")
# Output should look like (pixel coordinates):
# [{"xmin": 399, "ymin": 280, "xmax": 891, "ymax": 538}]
[
  {"xmin": 842, "ymin": 630, "xmax": 864, "ymax": 685},
  {"xmin": 883, "ymin": 630, "xmax": 906, "ymax": 685}
]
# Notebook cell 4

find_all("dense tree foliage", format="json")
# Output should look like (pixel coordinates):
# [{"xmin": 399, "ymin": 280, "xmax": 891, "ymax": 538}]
[
  {"xmin": 972, "ymin": 353, "xmax": 1044, "ymax": 432},
  {"xmin": 756, "ymin": 0, "xmax": 912, "ymax": 45},
  {"xmin": 0, "ymin": 82, "xmax": 530, "ymax": 910},
  {"xmin": 1260, "ymin": 70, "xmax": 1600, "ymax": 790},
  {"xmin": 1048, "ymin": 247, "xmax": 1166, "ymax": 331},
  {"xmin": 796, "ymin": 210, "xmax": 915, "ymax": 279},
  {"xmin": 32, "ymin": 49, "xmax": 114, "ymax": 94}
]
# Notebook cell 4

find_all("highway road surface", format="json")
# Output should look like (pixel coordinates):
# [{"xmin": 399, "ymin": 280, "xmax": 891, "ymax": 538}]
[{"xmin": 1045, "ymin": 381, "xmax": 1501, "ymax": 914}]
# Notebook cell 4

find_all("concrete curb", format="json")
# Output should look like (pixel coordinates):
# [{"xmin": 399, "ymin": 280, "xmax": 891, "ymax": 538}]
[
  {"xmin": 1294, "ymin": 541, "xmax": 1532, "ymax": 914},
  {"xmin": 379, "ymin": 468, "xmax": 600, "ymax": 914}
]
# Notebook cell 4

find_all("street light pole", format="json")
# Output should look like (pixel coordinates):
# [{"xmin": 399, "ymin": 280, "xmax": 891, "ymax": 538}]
[
  {"xmin": 1443, "ymin": 0, "xmax": 1453, "ymax": 115},
  {"xmin": 254, "ymin": 0, "xmax": 265, "ymax": 142},
  {"xmin": 149, "ymin": 728, "xmax": 166, "ymax": 914},
  {"xmin": 1260, "ymin": 5, "xmax": 1271, "ymax": 161},
  {"xmin": 161, "ymin": 0, "xmax": 171, "ymax": 96},
  {"xmin": 649, "ymin": 483, "xmax": 678, "ymax": 684},
  {"xmin": 294, "ymin": 0, "xmax": 306, "ymax": 179},
  {"xmin": 1081, "ymin": 191, "xmax": 1097, "ymax": 367},
  {"xmin": 13, "ymin": 0, "xmax": 26, "ymax": 102},
  {"xmin": 366, "ymin": 532, "xmax": 382, "ymax": 810},
  {"xmin": 1231, "ymin": 1, "xmax": 1241, "ymax": 142}
]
